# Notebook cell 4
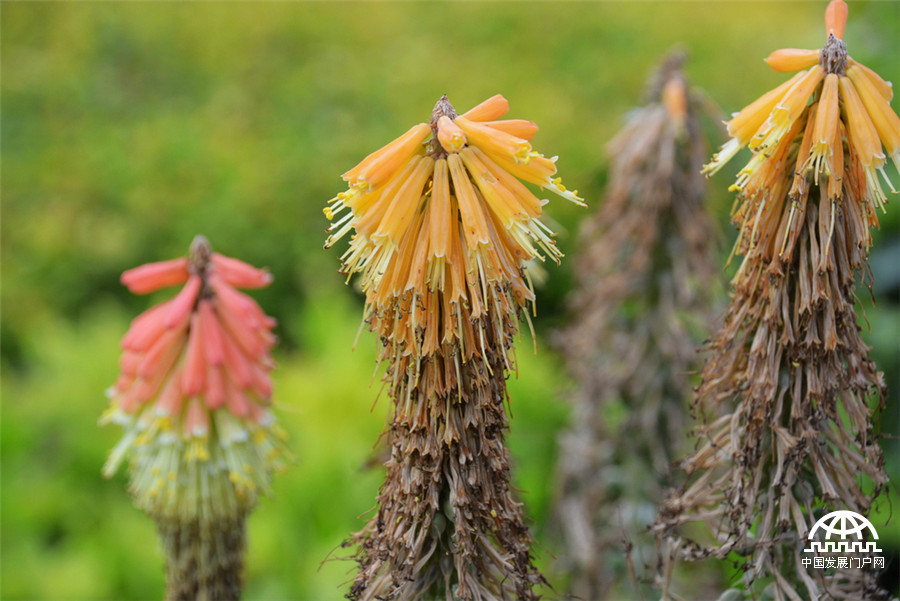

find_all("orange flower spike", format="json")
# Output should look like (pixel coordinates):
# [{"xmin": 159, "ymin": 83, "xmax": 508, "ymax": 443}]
[
  {"xmin": 211, "ymin": 253, "xmax": 273, "ymax": 289},
  {"xmin": 751, "ymin": 65, "xmax": 824, "ymax": 154},
  {"xmin": 163, "ymin": 275, "xmax": 202, "ymax": 329},
  {"xmin": 454, "ymin": 116, "xmax": 533, "ymax": 165},
  {"xmin": 847, "ymin": 59, "xmax": 893, "ymax": 102},
  {"xmin": 121, "ymin": 257, "xmax": 190, "ymax": 295},
  {"xmin": 482, "ymin": 119, "xmax": 539, "ymax": 141},
  {"xmin": 808, "ymin": 74, "xmax": 840, "ymax": 183},
  {"xmin": 460, "ymin": 94, "xmax": 509, "ymax": 121},
  {"xmin": 825, "ymin": 0, "xmax": 848, "ymax": 40},
  {"xmin": 437, "ymin": 115, "xmax": 467, "ymax": 154},
  {"xmin": 372, "ymin": 156, "xmax": 435, "ymax": 246},
  {"xmin": 847, "ymin": 64, "xmax": 900, "ymax": 173},
  {"xmin": 765, "ymin": 48, "xmax": 821, "ymax": 73},
  {"xmin": 342, "ymin": 122, "xmax": 431, "ymax": 191}
]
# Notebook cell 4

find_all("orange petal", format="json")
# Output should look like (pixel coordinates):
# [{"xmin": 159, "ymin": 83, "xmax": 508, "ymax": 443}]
[
  {"xmin": 121, "ymin": 257, "xmax": 189, "ymax": 294},
  {"xmin": 847, "ymin": 59, "xmax": 893, "ymax": 101},
  {"xmin": 154, "ymin": 369, "xmax": 185, "ymax": 417},
  {"xmin": 460, "ymin": 95, "xmax": 509, "ymax": 121},
  {"xmin": 121, "ymin": 300, "xmax": 171, "ymax": 351},
  {"xmin": 455, "ymin": 116, "xmax": 532, "ymax": 165},
  {"xmin": 482, "ymin": 119, "xmax": 539, "ymax": 141},
  {"xmin": 205, "ymin": 364, "xmax": 226, "ymax": 409},
  {"xmin": 726, "ymin": 71, "xmax": 806, "ymax": 143},
  {"xmin": 847, "ymin": 64, "xmax": 900, "ymax": 154},
  {"xmin": 437, "ymin": 116, "xmax": 467, "ymax": 153},
  {"xmin": 825, "ymin": 0, "xmax": 848, "ymax": 40},
  {"xmin": 429, "ymin": 158, "xmax": 452, "ymax": 259},
  {"xmin": 342, "ymin": 123, "xmax": 431, "ymax": 191},
  {"xmin": 197, "ymin": 300, "xmax": 225, "ymax": 366},
  {"xmin": 372, "ymin": 155, "xmax": 434, "ymax": 246},
  {"xmin": 447, "ymin": 153, "xmax": 491, "ymax": 248},
  {"xmin": 764, "ymin": 48, "xmax": 820, "ymax": 73}
]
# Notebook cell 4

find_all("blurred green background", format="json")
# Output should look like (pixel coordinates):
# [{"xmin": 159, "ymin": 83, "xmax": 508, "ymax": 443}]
[{"xmin": 2, "ymin": 2, "xmax": 898, "ymax": 599}]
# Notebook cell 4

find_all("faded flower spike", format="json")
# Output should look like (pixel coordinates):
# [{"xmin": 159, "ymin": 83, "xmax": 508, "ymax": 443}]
[
  {"xmin": 655, "ymin": 3, "xmax": 895, "ymax": 600},
  {"xmin": 326, "ymin": 95, "xmax": 583, "ymax": 601},
  {"xmin": 554, "ymin": 54, "xmax": 719, "ymax": 601},
  {"xmin": 101, "ymin": 235, "xmax": 287, "ymax": 601}
]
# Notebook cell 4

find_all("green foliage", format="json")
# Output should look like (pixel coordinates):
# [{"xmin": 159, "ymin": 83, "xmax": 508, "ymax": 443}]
[{"xmin": 2, "ymin": 2, "xmax": 898, "ymax": 599}]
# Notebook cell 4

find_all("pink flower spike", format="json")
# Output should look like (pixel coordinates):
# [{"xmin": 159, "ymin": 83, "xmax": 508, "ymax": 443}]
[
  {"xmin": 205, "ymin": 364, "xmax": 226, "ymax": 409},
  {"xmin": 121, "ymin": 301, "xmax": 171, "ymax": 351},
  {"xmin": 121, "ymin": 257, "xmax": 190, "ymax": 294},
  {"xmin": 184, "ymin": 397, "xmax": 209, "ymax": 438},
  {"xmin": 155, "ymin": 369, "xmax": 185, "ymax": 417},
  {"xmin": 226, "ymin": 386, "xmax": 250, "ymax": 418},
  {"xmin": 181, "ymin": 314, "xmax": 206, "ymax": 398},
  {"xmin": 211, "ymin": 253, "xmax": 274, "ymax": 289},
  {"xmin": 197, "ymin": 300, "xmax": 226, "ymax": 366},
  {"xmin": 163, "ymin": 275, "xmax": 202, "ymax": 329}
]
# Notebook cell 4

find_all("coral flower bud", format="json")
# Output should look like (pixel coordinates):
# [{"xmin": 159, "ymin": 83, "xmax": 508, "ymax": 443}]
[
  {"xmin": 121, "ymin": 257, "xmax": 190, "ymax": 294},
  {"xmin": 436, "ymin": 115, "xmax": 467, "ymax": 153},
  {"xmin": 460, "ymin": 93, "xmax": 509, "ymax": 121}
]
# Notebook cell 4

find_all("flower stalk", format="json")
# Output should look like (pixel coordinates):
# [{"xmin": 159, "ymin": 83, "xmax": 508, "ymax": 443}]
[
  {"xmin": 325, "ymin": 94, "xmax": 584, "ymax": 600},
  {"xmin": 654, "ymin": 3, "xmax": 896, "ymax": 599},
  {"xmin": 101, "ymin": 236, "xmax": 288, "ymax": 601}
]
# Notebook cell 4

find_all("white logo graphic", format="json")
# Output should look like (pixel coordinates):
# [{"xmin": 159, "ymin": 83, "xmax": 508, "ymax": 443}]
[{"xmin": 804, "ymin": 510, "xmax": 882, "ymax": 554}]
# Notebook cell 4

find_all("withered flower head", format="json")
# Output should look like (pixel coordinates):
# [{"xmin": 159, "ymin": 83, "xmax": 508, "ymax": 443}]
[
  {"xmin": 325, "ymin": 94, "xmax": 583, "ymax": 601},
  {"xmin": 655, "ymin": 3, "xmax": 896, "ymax": 600},
  {"xmin": 553, "ymin": 54, "xmax": 719, "ymax": 600},
  {"xmin": 101, "ymin": 235, "xmax": 288, "ymax": 601}
]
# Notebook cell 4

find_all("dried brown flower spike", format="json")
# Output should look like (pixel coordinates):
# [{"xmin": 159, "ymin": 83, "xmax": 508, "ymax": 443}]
[
  {"xmin": 655, "ymin": 3, "xmax": 896, "ymax": 599},
  {"xmin": 554, "ymin": 54, "xmax": 719, "ymax": 600},
  {"xmin": 325, "ymin": 94, "xmax": 584, "ymax": 600}
]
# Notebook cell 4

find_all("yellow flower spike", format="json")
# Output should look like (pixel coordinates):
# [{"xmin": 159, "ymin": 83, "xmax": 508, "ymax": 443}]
[
  {"xmin": 847, "ymin": 59, "xmax": 893, "ymax": 101},
  {"xmin": 750, "ymin": 65, "xmax": 824, "ymax": 155},
  {"xmin": 455, "ymin": 115, "xmax": 533, "ymax": 165},
  {"xmin": 460, "ymin": 94, "xmax": 510, "ymax": 121},
  {"xmin": 847, "ymin": 64, "xmax": 900, "ymax": 173},
  {"xmin": 765, "ymin": 48, "xmax": 820, "ymax": 73},
  {"xmin": 342, "ymin": 122, "xmax": 431, "ymax": 190},
  {"xmin": 839, "ymin": 76, "xmax": 889, "ymax": 212},
  {"xmin": 481, "ymin": 119, "xmax": 539, "ymax": 141},
  {"xmin": 437, "ymin": 115, "xmax": 467, "ymax": 154},
  {"xmin": 808, "ymin": 73, "xmax": 840, "ymax": 184}
]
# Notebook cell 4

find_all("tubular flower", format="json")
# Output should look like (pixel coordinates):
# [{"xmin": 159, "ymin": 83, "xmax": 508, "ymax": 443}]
[
  {"xmin": 655, "ymin": 3, "xmax": 894, "ymax": 600},
  {"xmin": 325, "ymin": 95, "xmax": 583, "ymax": 601},
  {"xmin": 553, "ymin": 54, "xmax": 720, "ymax": 601},
  {"xmin": 101, "ymin": 236, "xmax": 287, "ymax": 601}
]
